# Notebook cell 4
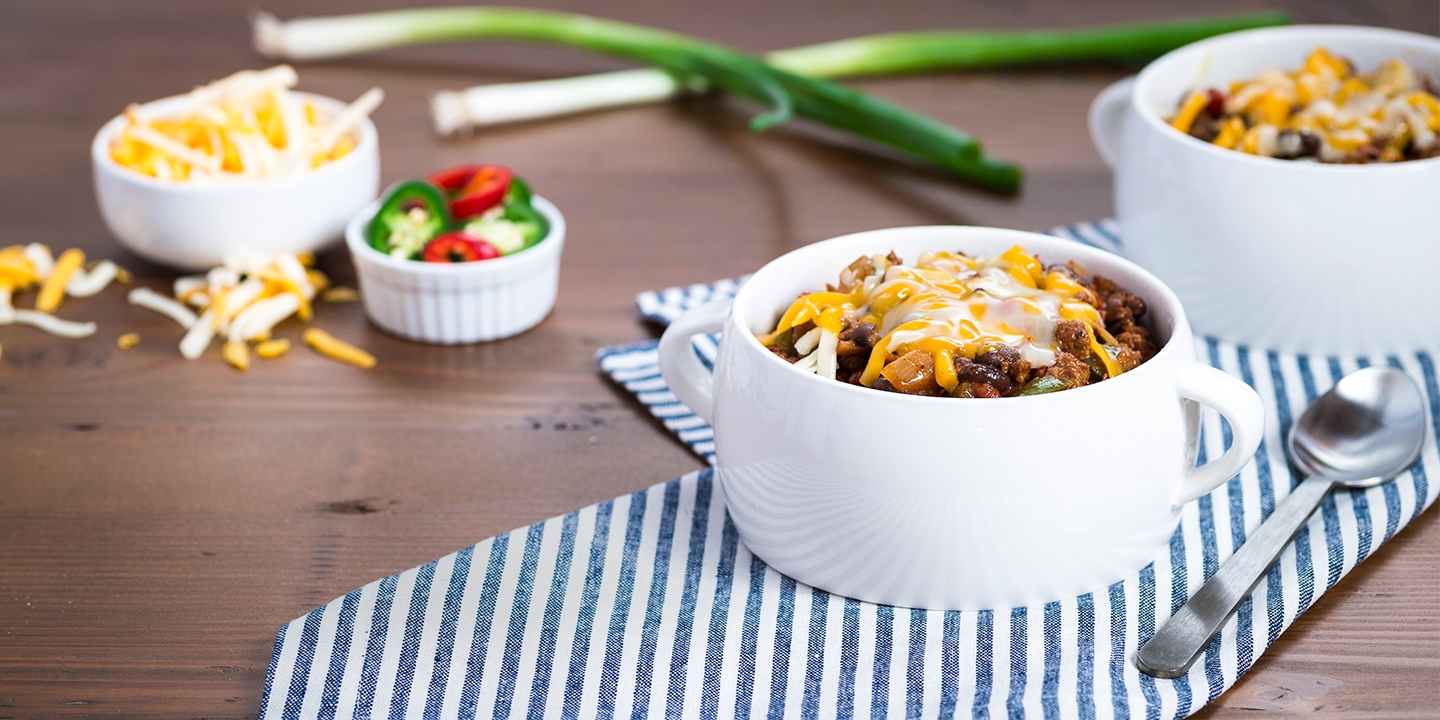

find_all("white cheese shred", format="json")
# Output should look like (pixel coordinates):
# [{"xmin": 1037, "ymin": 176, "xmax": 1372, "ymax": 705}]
[
  {"xmin": 179, "ymin": 309, "xmax": 217, "ymax": 359},
  {"xmin": 128, "ymin": 287, "xmax": 198, "ymax": 329},
  {"xmin": 815, "ymin": 329, "xmax": 839, "ymax": 380},
  {"xmin": 13, "ymin": 310, "xmax": 97, "ymax": 339},
  {"xmin": 66, "ymin": 260, "xmax": 119, "ymax": 298},
  {"xmin": 792, "ymin": 327, "xmax": 822, "ymax": 356}
]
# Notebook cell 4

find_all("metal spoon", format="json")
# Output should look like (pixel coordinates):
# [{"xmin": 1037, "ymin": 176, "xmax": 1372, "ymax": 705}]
[{"xmin": 1136, "ymin": 366, "xmax": 1426, "ymax": 679}]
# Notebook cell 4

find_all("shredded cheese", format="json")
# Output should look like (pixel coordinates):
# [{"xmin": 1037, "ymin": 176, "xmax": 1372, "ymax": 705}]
[
  {"xmin": 255, "ymin": 338, "xmax": 290, "ymax": 358},
  {"xmin": 36, "ymin": 249, "xmax": 84, "ymax": 313},
  {"xmin": 303, "ymin": 328, "xmax": 375, "ymax": 369},
  {"xmin": 108, "ymin": 66, "xmax": 382, "ymax": 182}
]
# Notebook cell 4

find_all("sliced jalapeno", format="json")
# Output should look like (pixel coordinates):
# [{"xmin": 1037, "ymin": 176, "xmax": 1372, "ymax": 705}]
[
  {"xmin": 369, "ymin": 180, "xmax": 450, "ymax": 259},
  {"xmin": 1014, "ymin": 375, "xmax": 1070, "ymax": 396}
]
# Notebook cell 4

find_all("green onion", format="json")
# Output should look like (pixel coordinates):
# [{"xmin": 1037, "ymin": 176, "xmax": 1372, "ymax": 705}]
[
  {"xmin": 312, "ymin": 10, "xmax": 1287, "ymax": 136},
  {"xmin": 766, "ymin": 10, "xmax": 1290, "ymax": 77},
  {"xmin": 255, "ymin": 7, "xmax": 1021, "ymax": 192}
]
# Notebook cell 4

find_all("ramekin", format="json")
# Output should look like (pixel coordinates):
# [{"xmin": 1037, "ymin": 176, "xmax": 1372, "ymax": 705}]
[
  {"xmin": 344, "ymin": 197, "xmax": 566, "ymax": 344},
  {"xmin": 92, "ymin": 92, "xmax": 379, "ymax": 271}
]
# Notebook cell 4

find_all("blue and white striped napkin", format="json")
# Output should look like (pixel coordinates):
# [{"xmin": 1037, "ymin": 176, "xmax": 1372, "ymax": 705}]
[{"xmin": 261, "ymin": 221, "xmax": 1438, "ymax": 719}]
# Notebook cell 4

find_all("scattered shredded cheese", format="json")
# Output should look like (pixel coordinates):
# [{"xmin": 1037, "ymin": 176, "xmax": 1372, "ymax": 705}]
[
  {"xmin": 321, "ymin": 286, "xmax": 359, "ymax": 303},
  {"xmin": 36, "ymin": 249, "xmax": 84, "ymax": 313},
  {"xmin": 0, "ymin": 243, "xmax": 122, "ymax": 344},
  {"xmin": 128, "ymin": 287, "xmax": 198, "ymax": 328},
  {"xmin": 255, "ymin": 338, "xmax": 290, "ymax": 358},
  {"xmin": 13, "ymin": 310, "xmax": 96, "ymax": 339},
  {"xmin": 1, "ymin": 244, "xmax": 367, "ymax": 373},
  {"xmin": 67, "ymin": 261, "xmax": 121, "ymax": 298},
  {"xmin": 303, "ymin": 328, "xmax": 375, "ymax": 369},
  {"xmin": 222, "ymin": 341, "xmax": 251, "ymax": 371}
]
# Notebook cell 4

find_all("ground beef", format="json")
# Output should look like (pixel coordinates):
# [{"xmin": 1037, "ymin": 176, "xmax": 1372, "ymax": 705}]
[
  {"xmin": 1116, "ymin": 329, "xmax": 1158, "ymax": 360},
  {"xmin": 971, "ymin": 383, "xmax": 1002, "ymax": 399},
  {"xmin": 1048, "ymin": 351, "xmax": 1091, "ymax": 389},
  {"xmin": 837, "ymin": 352, "xmax": 868, "ymax": 380},
  {"xmin": 1099, "ymin": 286, "xmax": 1146, "ymax": 328},
  {"xmin": 1187, "ymin": 111, "xmax": 1220, "ymax": 142},
  {"xmin": 1116, "ymin": 346, "xmax": 1144, "ymax": 373},
  {"xmin": 1054, "ymin": 320, "xmax": 1091, "ymax": 358}
]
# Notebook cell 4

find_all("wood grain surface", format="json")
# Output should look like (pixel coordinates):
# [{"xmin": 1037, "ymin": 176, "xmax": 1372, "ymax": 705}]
[{"xmin": 1, "ymin": 1, "xmax": 1436, "ymax": 717}]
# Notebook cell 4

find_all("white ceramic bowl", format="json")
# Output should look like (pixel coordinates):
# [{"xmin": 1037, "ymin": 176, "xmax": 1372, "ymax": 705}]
[
  {"xmin": 92, "ymin": 92, "xmax": 379, "ymax": 271},
  {"xmin": 344, "ymin": 197, "xmax": 566, "ymax": 344},
  {"xmin": 659, "ymin": 227, "xmax": 1264, "ymax": 610},
  {"xmin": 1089, "ymin": 25, "xmax": 1440, "ymax": 354}
]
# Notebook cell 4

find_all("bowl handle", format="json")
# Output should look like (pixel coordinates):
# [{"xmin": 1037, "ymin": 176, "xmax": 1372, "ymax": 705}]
[
  {"xmin": 657, "ymin": 299, "xmax": 732, "ymax": 424},
  {"xmin": 1171, "ymin": 364, "xmax": 1266, "ymax": 507},
  {"xmin": 1088, "ymin": 76, "xmax": 1135, "ymax": 169}
]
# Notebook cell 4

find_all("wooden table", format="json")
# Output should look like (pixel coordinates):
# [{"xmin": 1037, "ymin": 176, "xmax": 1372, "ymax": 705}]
[{"xmin": 2, "ymin": 1, "xmax": 1436, "ymax": 716}]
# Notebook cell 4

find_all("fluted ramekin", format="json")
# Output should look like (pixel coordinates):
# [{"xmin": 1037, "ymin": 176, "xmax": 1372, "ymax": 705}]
[{"xmin": 344, "ymin": 197, "xmax": 565, "ymax": 344}]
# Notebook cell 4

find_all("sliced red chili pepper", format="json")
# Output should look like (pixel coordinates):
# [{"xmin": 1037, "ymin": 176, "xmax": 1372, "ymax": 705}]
[
  {"xmin": 422, "ymin": 232, "xmax": 501, "ymax": 263},
  {"xmin": 426, "ymin": 164, "xmax": 513, "ymax": 220}
]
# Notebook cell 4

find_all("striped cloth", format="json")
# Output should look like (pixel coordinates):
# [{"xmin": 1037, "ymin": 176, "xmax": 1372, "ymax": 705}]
[{"xmin": 261, "ymin": 221, "xmax": 1438, "ymax": 719}]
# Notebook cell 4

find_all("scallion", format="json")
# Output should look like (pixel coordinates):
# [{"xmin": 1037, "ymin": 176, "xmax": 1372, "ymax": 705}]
[
  {"xmin": 255, "ymin": 7, "xmax": 1021, "ymax": 192},
  {"xmin": 341, "ymin": 11, "xmax": 1288, "ymax": 135}
]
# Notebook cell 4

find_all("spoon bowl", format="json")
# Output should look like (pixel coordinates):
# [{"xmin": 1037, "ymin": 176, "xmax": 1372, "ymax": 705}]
[{"xmin": 1289, "ymin": 367, "xmax": 1428, "ymax": 486}]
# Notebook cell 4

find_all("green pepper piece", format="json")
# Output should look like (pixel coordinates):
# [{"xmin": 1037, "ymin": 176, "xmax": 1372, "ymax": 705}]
[
  {"xmin": 368, "ymin": 180, "xmax": 450, "ymax": 259},
  {"xmin": 1015, "ymin": 375, "xmax": 1070, "ymax": 396},
  {"xmin": 1083, "ymin": 344, "xmax": 1126, "ymax": 381},
  {"xmin": 503, "ymin": 176, "xmax": 533, "ymax": 205},
  {"xmin": 501, "ymin": 199, "xmax": 550, "ymax": 248},
  {"xmin": 771, "ymin": 327, "xmax": 796, "ymax": 358}
]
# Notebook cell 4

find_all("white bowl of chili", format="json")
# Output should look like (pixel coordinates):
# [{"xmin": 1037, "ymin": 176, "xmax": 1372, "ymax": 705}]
[
  {"xmin": 659, "ymin": 226, "xmax": 1264, "ymax": 611},
  {"xmin": 92, "ymin": 92, "xmax": 379, "ymax": 271},
  {"xmin": 343, "ymin": 196, "xmax": 565, "ymax": 344},
  {"xmin": 1088, "ymin": 25, "xmax": 1440, "ymax": 354}
]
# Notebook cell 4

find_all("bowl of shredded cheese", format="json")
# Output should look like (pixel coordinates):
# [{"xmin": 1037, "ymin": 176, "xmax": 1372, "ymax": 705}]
[{"xmin": 92, "ymin": 65, "xmax": 381, "ymax": 271}]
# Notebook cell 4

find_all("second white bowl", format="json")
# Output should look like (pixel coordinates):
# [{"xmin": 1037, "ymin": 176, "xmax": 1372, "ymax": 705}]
[
  {"xmin": 1089, "ymin": 25, "xmax": 1440, "ymax": 354},
  {"xmin": 344, "ymin": 197, "xmax": 566, "ymax": 344},
  {"xmin": 92, "ymin": 92, "xmax": 379, "ymax": 271}
]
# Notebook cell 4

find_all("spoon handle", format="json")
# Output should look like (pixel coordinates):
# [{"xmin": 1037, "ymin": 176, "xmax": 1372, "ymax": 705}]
[{"xmin": 1136, "ymin": 476, "xmax": 1336, "ymax": 678}]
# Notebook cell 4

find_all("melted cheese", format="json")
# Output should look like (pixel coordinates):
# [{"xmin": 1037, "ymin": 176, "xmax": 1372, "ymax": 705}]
[{"xmin": 767, "ymin": 246, "xmax": 1107, "ymax": 386}]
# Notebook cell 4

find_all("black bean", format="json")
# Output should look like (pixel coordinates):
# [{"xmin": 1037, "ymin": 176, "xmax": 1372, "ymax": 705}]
[{"xmin": 958, "ymin": 362, "xmax": 1013, "ymax": 395}]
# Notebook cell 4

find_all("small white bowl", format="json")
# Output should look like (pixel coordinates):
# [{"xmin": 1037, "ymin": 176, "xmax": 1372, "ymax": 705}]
[
  {"xmin": 92, "ymin": 92, "xmax": 379, "ymax": 271},
  {"xmin": 344, "ymin": 197, "xmax": 566, "ymax": 344}
]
